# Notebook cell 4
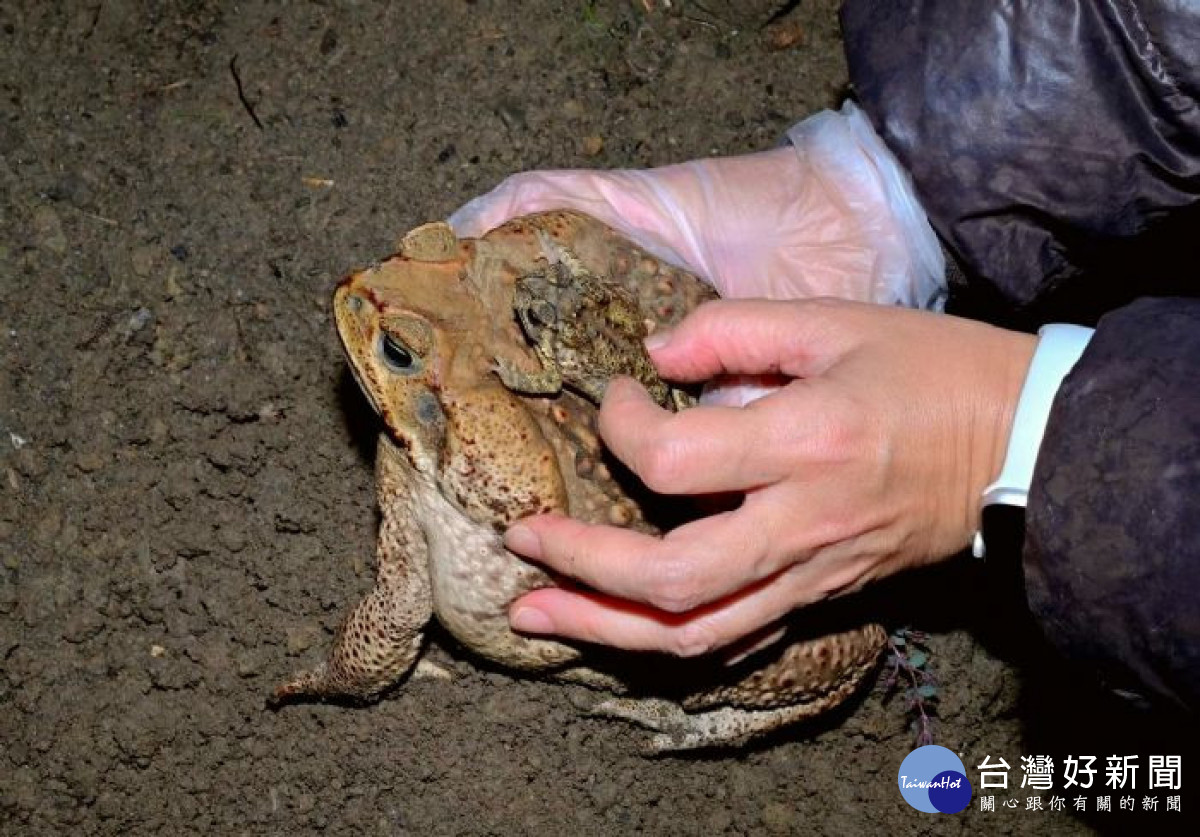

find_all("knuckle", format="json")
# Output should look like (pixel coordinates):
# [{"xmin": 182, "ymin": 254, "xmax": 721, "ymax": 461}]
[
  {"xmin": 811, "ymin": 395, "xmax": 868, "ymax": 460},
  {"xmin": 667, "ymin": 621, "xmax": 718, "ymax": 658},
  {"xmin": 677, "ymin": 298, "xmax": 731, "ymax": 342},
  {"xmin": 800, "ymin": 296, "xmax": 854, "ymax": 326},
  {"xmin": 796, "ymin": 296, "xmax": 855, "ymax": 344},
  {"xmin": 646, "ymin": 558, "xmax": 703, "ymax": 614},
  {"xmin": 635, "ymin": 433, "xmax": 689, "ymax": 493},
  {"xmin": 691, "ymin": 298, "xmax": 727, "ymax": 323}
]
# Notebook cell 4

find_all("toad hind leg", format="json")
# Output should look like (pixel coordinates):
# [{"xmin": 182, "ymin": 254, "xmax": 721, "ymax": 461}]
[
  {"xmin": 272, "ymin": 436, "xmax": 433, "ymax": 703},
  {"xmin": 591, "ymin": 678, "xmax": 865, "ymax": 754},
  {"xmin": 593, "ymin": 624, "xmax": 887, "ymax": 752}
]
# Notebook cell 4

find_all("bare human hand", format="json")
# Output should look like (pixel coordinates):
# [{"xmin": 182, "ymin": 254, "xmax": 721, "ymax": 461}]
[{"xmin": 505, "ymin": 298, "xmax": 1036, "ymax": 656}]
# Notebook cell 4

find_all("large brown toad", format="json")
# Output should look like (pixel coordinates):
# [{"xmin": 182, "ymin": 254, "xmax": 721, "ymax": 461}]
[{"xmin": 273, "ymin": 211, "xmax": 886, "ymax": 751}]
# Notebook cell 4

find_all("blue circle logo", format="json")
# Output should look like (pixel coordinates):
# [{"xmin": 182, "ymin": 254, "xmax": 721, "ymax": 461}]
[{"xmin": 897, "ymin": 745, "xmax": 972, "ymax": 813}]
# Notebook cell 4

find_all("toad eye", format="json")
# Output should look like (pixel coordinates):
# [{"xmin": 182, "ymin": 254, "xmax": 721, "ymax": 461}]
[{"xmin": 379, "ymin": 333, "xmax": 420, "ymax": 374}]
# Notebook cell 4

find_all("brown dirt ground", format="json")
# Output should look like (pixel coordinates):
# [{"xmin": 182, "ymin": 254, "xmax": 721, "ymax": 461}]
[{"xmin": 1, "ymin": 2, "xmax": 1195, "ymax": 835}]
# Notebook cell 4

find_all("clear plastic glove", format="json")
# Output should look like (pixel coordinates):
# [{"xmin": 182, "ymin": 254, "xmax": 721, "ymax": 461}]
[{"xmin": 450, "ymin": 101, "xmax": 945, "ymax": 310}]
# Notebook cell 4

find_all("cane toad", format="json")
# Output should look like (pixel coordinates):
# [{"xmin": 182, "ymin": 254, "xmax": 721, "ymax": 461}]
[
  {"xmin": 273, "ymin": 211, "xmax": 886, "ymax": 751},
  {"xmin": 496, "ymin": 231, "xmax": 679, "ymax": 409}
]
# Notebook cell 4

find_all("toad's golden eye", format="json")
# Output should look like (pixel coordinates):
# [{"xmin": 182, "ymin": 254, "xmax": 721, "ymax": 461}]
[{"xmin": 379, "ymin": 333, "xmax": 419, "ymax": 374}]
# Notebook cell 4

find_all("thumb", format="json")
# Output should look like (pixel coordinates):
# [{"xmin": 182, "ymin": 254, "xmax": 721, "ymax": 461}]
[{"xmin": 646, "ymin": 298, "xmax": 855, "ymax": 383}]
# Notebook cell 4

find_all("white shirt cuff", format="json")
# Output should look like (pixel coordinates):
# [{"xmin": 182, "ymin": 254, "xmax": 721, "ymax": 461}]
[{"xmin": 972, "ymin": 323, "xmax": 1095, "ymax": 558}]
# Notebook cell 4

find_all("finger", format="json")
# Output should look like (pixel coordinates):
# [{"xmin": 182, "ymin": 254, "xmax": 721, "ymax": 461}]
[
  {"xmin": 506, "ymin": 494, "xmax": 806, "ymax": 614},
  {"xmin": 507, "ymin": 537, "xmax": 881, "ymax": 656},
  {"xmin": 646, "ymin": 297, "xmax": 862, "ymax": 383},
  {"xmin": 446, "ymin": 169, "xmax": 691, "ymax": 266},
  {"xmin": 447, "ymin": 170, "xmax": 677, "ymax": 239},
  {"xmin": 597, "ymin": 377, "xmax": 797, "ymax": 494},
  {"xmin": 447, "ymin": 170, "xmax": 591, "ymax": 237},
  {"xmin": 507, "ymin": 562, "xmax": 821, "ymax": 656},
  {"xmin": 510, "ymin": 587, "xmax": 719, "ymax": 655},
  {"xmin": 508, "ymin": 513, "xmax": 761, "ymax": 613}
]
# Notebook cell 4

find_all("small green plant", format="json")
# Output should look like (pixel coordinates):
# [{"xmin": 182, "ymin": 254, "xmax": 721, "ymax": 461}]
[
  {"xmin": 882, "ymin": 628, "xmax": 938, "ymax": 746},
  {"xmin": 581, "ymin": 1, "xmax": 604, "ymax": 32}
]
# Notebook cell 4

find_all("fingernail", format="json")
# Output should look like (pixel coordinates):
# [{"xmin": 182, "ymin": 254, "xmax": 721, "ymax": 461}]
[
  {"xmin": 643, "ymin": 327, "xmax": 673, "ymax": 352},
  {"xmin": 510, "ymin": 607, "xmax": 554, "ymax": 634},
  {"xmin": 504, "ymin": 524, "xmax": 542, "ymax": 559}
]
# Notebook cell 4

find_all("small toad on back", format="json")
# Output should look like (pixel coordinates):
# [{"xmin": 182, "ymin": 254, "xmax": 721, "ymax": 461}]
[{"xmin": 497, "ymin": 232, "xmax": 677, "ymax": 408}]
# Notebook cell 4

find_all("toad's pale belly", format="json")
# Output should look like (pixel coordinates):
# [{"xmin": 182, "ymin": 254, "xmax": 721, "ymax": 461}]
[{"xmin": 408, "ymin": 467, "xmax": 581, "ymax": 672}]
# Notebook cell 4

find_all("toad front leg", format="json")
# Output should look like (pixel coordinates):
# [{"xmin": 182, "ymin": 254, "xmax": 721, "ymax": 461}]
[
  {"xmin": 272, "ymin": 437, "xmax": 434, "ymax": 702},
  {"xmin": 494, "ymin": 343, "xmax": 566, "ymax": 396}
]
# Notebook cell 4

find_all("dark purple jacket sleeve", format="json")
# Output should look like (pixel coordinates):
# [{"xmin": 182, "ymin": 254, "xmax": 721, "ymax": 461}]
[{"xmin": 839, "ymin": 1, "xmax": 1200, "ymax": 708}]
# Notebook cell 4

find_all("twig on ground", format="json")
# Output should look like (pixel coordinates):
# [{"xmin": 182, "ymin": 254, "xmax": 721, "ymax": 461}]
[{"xmin": 229, "ymin": 54, "xmax": 264, "ymax": 131}]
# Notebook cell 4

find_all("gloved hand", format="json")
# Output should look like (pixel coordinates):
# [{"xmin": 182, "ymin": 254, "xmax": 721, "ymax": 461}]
[{"xmin": 451, "ymin": 102, "xmax": 946, "ymax": 310}]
